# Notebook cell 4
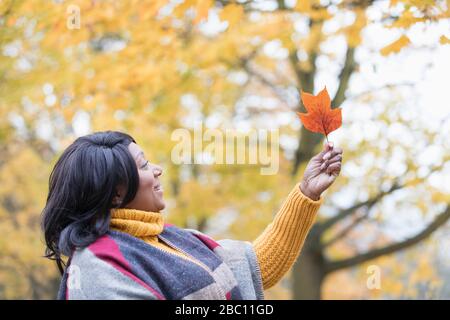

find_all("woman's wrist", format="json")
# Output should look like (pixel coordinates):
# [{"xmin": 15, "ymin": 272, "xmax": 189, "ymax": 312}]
[{"xmin": 299, "ymin": 180, "xmax": 321, "ymax": 201}]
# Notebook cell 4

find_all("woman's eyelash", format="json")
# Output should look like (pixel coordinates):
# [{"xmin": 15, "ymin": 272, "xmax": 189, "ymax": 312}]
[{"xmin": 140, "ymin": 161, "xmax": 149, "ymax": 169}]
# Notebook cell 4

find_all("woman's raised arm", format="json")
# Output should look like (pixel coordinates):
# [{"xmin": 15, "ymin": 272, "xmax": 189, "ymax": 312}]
[{"xmin": 252, "ymin": 142, "xmax": 343, "ymax": 290}]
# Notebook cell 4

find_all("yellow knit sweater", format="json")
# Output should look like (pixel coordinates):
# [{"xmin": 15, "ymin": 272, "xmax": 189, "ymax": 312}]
[{"xmin": 110, "ymin": 183, "xmax": 323, "ymax": 290}]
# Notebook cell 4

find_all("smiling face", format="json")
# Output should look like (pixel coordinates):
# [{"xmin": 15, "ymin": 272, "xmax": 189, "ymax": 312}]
[{"xmin": 119, "ymin": 142, "xmax": 165, "ymax": 212}]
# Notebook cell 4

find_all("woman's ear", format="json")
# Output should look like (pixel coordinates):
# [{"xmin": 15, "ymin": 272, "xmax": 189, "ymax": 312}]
[
  {"xmin": 112, "ymin": 185, "xmax": 126, "ymax": 207},
  {"xmin": 112, "ymin": 192, "xmax": 122, "ymax": 207}
]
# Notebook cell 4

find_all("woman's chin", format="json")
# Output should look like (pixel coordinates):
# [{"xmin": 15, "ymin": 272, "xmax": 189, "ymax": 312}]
[{"xmin": 156, "ymin": 199, "xmax": 166, "ymax": 211}]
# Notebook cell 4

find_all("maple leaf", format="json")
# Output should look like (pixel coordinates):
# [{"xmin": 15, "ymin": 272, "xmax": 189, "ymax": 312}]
[{"xmin": 297, "ymin": 86, "xmax": 342, "ymax": 142}]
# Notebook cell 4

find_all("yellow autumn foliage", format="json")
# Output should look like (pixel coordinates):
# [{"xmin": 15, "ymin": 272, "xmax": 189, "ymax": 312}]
[
  {"xmin": 380, "ymin": 35, "xmax": 411, "ymax": 56},
  {"xmin": 0, "ymin": 0, "xmax": 448, "ymax": 300}
]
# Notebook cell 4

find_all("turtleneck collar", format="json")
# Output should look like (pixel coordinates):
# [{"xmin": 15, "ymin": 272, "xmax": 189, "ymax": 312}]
[{"xmin": 110, "ymin": 208, "xmax": 164, "ymax": 238}]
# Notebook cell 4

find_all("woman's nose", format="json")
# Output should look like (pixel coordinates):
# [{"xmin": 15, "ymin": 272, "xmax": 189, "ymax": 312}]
[{"xmin": 153, "ymin": 165, "xmax": 163, "ymax": 177}]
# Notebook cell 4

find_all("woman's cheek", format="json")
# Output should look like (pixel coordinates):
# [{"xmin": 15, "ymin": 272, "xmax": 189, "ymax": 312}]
[{"xmin": 139, "ymin": 171, "xmax": 155, "ymax": 189}]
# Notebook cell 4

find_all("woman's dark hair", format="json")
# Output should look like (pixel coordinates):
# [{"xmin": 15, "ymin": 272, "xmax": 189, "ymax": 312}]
[{"xmin": 41, "ymin": 131, "xmax": 139, "ymax": 275}]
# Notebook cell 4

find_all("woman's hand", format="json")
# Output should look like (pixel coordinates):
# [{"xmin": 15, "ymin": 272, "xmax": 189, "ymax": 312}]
[{"xmin": 300, "ymin": 142, "xmax": 343, "ymax": 201}]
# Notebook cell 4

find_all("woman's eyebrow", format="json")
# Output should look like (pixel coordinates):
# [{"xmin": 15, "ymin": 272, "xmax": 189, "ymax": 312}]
[{"xmin": 133, "ymin": 151, "xmax": 146, "ymax": 162}]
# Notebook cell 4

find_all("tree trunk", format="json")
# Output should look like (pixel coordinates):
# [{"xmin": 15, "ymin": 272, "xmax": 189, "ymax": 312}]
[{"xmin": 292, "ymin": 225, "xmax": 326, "ymax": 299}]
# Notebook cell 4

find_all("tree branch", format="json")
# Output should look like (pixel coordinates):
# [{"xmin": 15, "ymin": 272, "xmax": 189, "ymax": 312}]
[
  {"xmin": 241, "ymin": 62, "xmax": 294, "ymax": 107},
  {"xmin": 288, "ymin": 49, "xmax": 317, "ymax": 98},
  {"xmin": 331, "ymin": 46, "xmax": 356, "ymax": 108},
  {"xmin": 324, "ymin": 204, "xmax": 450, "ymax": 274},
  {"xmin": 320, "ymin": 160, "xmax": 449, "ymax": 234},
  {"xmin": 216, "ymin": 0, "xmax": 293, "ymax": 13},
  {"xmin": 216, "ymin": 0, "xmax": 384, "ymax": 13},
  {"xmin": 321, "ymin": 205, "xmax": 373, "ymax": 248},
  {"xmin": 0, "ymin": 0, "xmax": 14, "ymax": 19},
  {"xmin": 318, "ymin": 181, "xmax": 402, "ymax": 232},
  {"xmin": 289, "ymin": 43, "xmax": 320, "ymax": 176},
  {"xmin": 345, "ymin": 82, "xmax": 415, "ymax": 102}
]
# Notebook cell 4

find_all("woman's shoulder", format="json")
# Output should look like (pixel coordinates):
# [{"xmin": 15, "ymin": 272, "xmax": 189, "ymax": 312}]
[
  {"xmin": 70, "ymin": 233, "xmax": 123, "ymax": 268},
  {"xmin": 66, "ymin": 233, "xmax": 163, "ymax": 300}
]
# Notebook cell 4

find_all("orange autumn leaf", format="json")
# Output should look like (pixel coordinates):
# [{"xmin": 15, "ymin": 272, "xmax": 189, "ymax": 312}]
[{"xmin": 297, "ymin": 87, "xmax": 342, "ymax": 139}]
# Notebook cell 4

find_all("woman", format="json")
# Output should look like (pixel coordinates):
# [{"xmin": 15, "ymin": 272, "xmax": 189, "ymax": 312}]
[{"xmin": 42, "ymin": 131, "xmax": 342, "ymax": 300}]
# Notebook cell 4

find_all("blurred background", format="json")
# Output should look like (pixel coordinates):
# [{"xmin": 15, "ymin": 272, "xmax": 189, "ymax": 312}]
[{"xmin": 0, "ymin": 0, "xmax": 449, "ymax": 299}]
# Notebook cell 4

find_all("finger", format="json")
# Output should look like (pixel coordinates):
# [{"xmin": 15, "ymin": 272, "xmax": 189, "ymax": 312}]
[
  {"xmin": 319, "ymin": 143, "xmax": 333, "ymax": 157},
  {"xmin": 323, "ymin": 147, "xmax": 343, "ymax": 160},
  {"xmin": 322, "ymin": 157, "xmax": 341, "ymax": 171},
  {"xmin": 326, "ymin": 162, "xmax": 341, "ymax": 175},
  {"xmin": 327, "ymin": 153, "xmax": 342, "ymax": 163},
  {"xmin": 327, "ymin": 141, "xmax": 334, "ymax": 150},
  {"xmin": 318, "ymin": 142, "xmax": 334, "ymax": 158}
]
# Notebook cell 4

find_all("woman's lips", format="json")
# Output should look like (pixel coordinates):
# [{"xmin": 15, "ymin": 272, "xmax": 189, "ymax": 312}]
[{"xmin": 154, "ymin": 184, "xmax": 163, "ymax": 194}]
